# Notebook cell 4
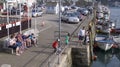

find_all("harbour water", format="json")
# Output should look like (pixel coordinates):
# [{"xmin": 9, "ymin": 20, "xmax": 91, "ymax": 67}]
[
  {"xmin": 110, "ymin": 7, "xmax": 120, "ymax": 29},
  {"xmin": 110, "ymin": 7, "xmax": 120, "ymax": 21},
  {"xmin": 91, "ymin": 48, "xmax": 120, "ymax": 67},
  {"xmin": 91, "ymin": 7, "xmax": 120, "ymax": 67}
]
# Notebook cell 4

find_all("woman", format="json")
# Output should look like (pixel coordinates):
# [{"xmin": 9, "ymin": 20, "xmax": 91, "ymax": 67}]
[{"xmin": 9, "ymin": 34, "xmax": 21, "ymax": 56}]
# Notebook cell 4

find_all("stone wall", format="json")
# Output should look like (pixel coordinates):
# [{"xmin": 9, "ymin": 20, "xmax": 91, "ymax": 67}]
[
  {"xmin": 72, "ymin": 45, "xmax": 91, "ymax": 67},
  {"xmin": 54, "ymin": 45, "xmax": 91, "ymax": 67},
  {"xmin": 57, "ymin": 48, "xmax": 72, "ymax": 67}
]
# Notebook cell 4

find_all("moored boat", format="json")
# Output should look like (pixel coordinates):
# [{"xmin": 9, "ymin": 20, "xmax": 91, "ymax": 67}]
[
  {"xmin": 97, "ymin": 39, "xmax": 114, "ymax": 51},
  {"xmin": 113, "ymin": 36, "xmax": 120, "ymax": 49},
  {"xmin": 97, "ymin": 40, "xmax": 113, "ymax": 51},
  {"xmin": 96, "ymin": 5, "xmax": 110, "ymax": 20},
  {"xmin": 110, "ymin": 18, "xmax": 120, "ymax": 34},
  {"xmin": 111, "ymin": 28, "xmax": 120, "ymax": 34},
  {"xmin": 95, "ymin": 35, "xmax": 114, "ymax": 51},
  {"xmin": 95, "ymin": 34, "xmax": 106, "ymax": 41}
]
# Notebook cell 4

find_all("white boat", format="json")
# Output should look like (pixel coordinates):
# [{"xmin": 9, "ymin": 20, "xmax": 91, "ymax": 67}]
[
  {"xmin": 95, "ymin": 34, "xmax": 114, "ymax": 51},
  {"xmin": 96, "ymin": 21, "xmax": 112, "ymax": 34},
  {"xmin": 95, "ymin": 34, "xmax": 109, "ymax": 40},
  {"xmin": 95, "ymin": 35, "xmax": 106, "ymax": 41},
  {"xmin": 113, "ymin": 36, "xmax": 120, "ymax": 43},
  {"xmin": 102, "ymin": 28, "xmax": 110, "ymax": 33},
  {"xmin": 96, "ymin": 5, "xmax": 110, "ymax": 20},
  {"xmin": 96, "ymin": 38, "xmax": 114, "ymax": 51},
  {"xmin": 113, "ymin": 36, "xmax": 120, "ymax": 48}
]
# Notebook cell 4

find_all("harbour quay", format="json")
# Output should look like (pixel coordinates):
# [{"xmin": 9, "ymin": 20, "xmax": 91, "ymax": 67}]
[
  {"xmin": 0, "ymin": 13, "xmax": 94, "ymax": 67},
  {"xmin": 0, "ymin": 1, "xmax": 96, "ymax": 67}
]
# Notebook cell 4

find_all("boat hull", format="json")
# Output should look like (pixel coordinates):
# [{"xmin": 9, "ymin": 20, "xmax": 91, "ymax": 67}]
[
  {"xmin": 95, "ymin": 35, "xmax": 106, "ymax": 41},
  {"xmin": 113, "ymin": 36, "xmax": 120, "ymax": 49},
  {"xmin": 97, "ymin": 42, "xmax": 113, "ymax": 51}
]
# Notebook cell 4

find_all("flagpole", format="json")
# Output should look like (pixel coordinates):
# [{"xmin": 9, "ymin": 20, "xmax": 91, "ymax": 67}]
[
  {"xmin": 7, "ymin": 1, "xmax": 10, "ymax": 39},
  {"xmin": 58, "ymin": 0, "xmax": 61, "ymax": 48},
  {"xmin": 19, "ymin": 0, "xmax": 22, "ymax": 33},
  {"xmin": 27, "ymin": 0, "xmax": 30, "ymax": 29},
  {"xmin": 35, "ymin": 2, "xmax": 37, "ymax": 36},
  {"xmin": 57, "ymin": 0, "xmax": 61, "ymax": 64}
]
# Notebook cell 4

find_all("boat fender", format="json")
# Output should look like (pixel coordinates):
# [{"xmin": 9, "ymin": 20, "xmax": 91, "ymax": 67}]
[
  {"xmin": 93, "ymin": 55, "xmax": 97, "ymax": 61},
  {"xmin": 112, "ymin": 44, "xmax": 118, "ymax": 48}
]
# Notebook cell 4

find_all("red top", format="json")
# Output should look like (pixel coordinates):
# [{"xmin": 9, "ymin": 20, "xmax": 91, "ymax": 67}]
[{"xmin": 52, "ymin": 41, "xmax": 58, "ymax": 48}]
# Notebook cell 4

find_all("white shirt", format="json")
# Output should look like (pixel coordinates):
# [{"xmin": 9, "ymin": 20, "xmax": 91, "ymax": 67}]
[
  {"xmin": 79, "ymin": 29, "xmax": 85, "ymax": 36},
  {"xmin": 9, "ymin": 38, "xmax": 16, "ymax": 46}
]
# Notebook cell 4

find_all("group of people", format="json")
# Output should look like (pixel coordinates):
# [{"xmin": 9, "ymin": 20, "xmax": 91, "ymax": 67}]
[
  {"xmin": 8, "ymin": 32, "xmax": 37, "ymax": 56},
  {"xmin": 6, "ymin": 26, "xmax": 89, "ymax": 55},
  {"xmin": 52, "ymin": 26, "xmax": 90, "ymax": 53}
]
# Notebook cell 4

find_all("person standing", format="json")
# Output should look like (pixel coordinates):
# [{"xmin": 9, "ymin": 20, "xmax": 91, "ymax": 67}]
[
  {"xmin": 84, "ymin": 30, "xmax": 90, "ymax": 44},
  {"xmin": 78, "ymin": 26, "xmax": 86, "ymax": 44},
  {"xmin": 65, "ymin": 33, "xmax": 70, "ymax": 45}
]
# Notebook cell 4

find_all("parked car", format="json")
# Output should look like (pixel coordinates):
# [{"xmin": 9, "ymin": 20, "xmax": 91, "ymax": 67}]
[
  {"xmin": 63, "ymin": 6, "xmax": 70, "ymax": 11},
  {"xmin": 70, "ymin": 5, "xmax": 79, "ymax": 10},
  {"xmin": 61, "ymin": 12, "xmax": 80, "ymax": 23},
  {"xmin": 16, "ymin": 9, "xmax": 24, "ymax": 16},
  {"xmin": 86, "ymin": 6, "xmax": 93, "ymax": 14},
  {"xmin": 9, "ymin": 8, "xmax": 24, "ymax": 15},
  {"xmin": 73, "ymin": 11, "xmax": 83, "ymax": 21},
  {"xmin": 81, "ymin": 9, "xmax": 89, "ymax": 16},
  {"xmin": 32, "ymin": 9, "xmax": 43, "ymax": 17},
  {"xmin": 77, "ymin": 8, "xmax": 89, "ymax": 16}
]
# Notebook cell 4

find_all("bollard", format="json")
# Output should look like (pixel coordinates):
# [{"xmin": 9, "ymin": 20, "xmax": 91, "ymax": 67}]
[
  {"xmin": 57, "ymin": 54, "xmax": 60, "ymax": 65},
  {"xmin": 41, "ymin": 21, "xmax": 45, "ymax": 27},
  {"xmin": 48, "ymin": 61, "xmax": 51, "ymax": 67}
]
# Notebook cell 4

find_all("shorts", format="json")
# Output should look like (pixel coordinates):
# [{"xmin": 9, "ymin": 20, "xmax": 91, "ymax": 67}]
[
  {"xmin": 16, "ymin": 42, "xmax": 22, "ymax": 47},
  {"xmin": 79, "ymin": 36, "xmax": 84, "ymax": 40},
  {"xmin": 8, "ymin": 44, "xmax": 18, "ymax": 49}
]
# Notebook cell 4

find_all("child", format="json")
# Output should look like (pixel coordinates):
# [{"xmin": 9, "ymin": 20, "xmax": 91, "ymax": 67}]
[
  {"xmin": 29, "ymin": 33, "xmax": 37, "ymax": 47},
  {"xmin": 65, "ymin": 33, "xmax": 70, "ymax": 45},
  {"xmin": 52, "ymin": 39, "xmax": 59, "ymax": 52}
]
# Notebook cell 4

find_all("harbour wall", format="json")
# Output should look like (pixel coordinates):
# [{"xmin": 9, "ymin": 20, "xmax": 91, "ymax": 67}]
[{"xmin": 51, "ymin": 45, "xmax": 91, "ymax": 67}]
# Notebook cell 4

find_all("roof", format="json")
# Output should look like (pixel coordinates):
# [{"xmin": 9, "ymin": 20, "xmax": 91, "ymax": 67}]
[
  {"xmin": 46, "ymin": 2, "xmax": 58, "ymax": 6},
  {"xmin": 0, "ymin": 0, "xmax": 4, "ymax": 4}
]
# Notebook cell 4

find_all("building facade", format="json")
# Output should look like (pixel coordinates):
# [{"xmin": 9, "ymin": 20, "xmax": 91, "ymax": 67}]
[{"xmin": 3, "ymin": 0, "xmax": 36, "ymax": 10}]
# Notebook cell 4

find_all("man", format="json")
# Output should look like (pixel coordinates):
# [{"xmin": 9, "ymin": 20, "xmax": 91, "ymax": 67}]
[{"xmin": 78, "ymin": 26, "xmax": 86, "ymax": 43}]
